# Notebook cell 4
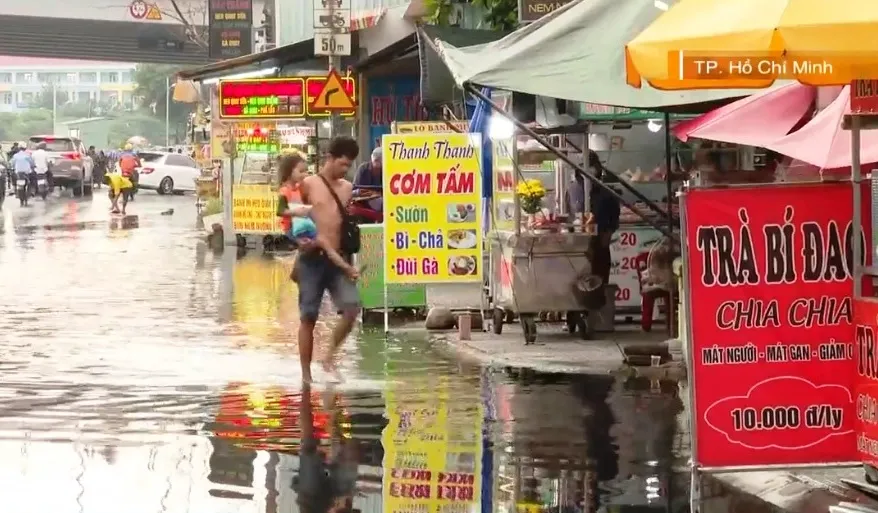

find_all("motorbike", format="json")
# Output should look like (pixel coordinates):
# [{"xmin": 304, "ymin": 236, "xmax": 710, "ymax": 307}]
[
  {"xmin": 348, "ymin": 189, "xmax": 383, "ymax": 224},
  {"xmin": 34, "ymin": 171, "xmax": 50, "ymax": 200},
  {"xmin": 16, "ymin": 173, "xmax": 28, "ymax": 206}
]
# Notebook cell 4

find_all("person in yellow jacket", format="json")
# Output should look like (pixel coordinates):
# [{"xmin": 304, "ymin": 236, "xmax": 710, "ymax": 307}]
[{"xmin": 106, "ymin": 172, "xmax": 133, "ymax": 215}]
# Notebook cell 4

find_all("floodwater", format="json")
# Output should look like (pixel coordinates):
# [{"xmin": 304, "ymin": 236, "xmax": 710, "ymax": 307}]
[{"xmin": 0, "ymin": 192, "xmax": 690, "ymax": 513}]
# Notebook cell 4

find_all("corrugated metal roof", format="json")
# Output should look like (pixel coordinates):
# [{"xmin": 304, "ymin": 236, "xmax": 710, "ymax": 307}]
[
  {"xmin": 277, "ymin": 0, "xmax": 411, "ymax": 46},
  {"xmin": 0, "ymin": 15, "xmax": 211, "ymax": 66}
]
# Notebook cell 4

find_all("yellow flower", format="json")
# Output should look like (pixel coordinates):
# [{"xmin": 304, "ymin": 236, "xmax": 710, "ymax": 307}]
[{"xmin": 516, "ymin": 179, "xmax": 545, "ymax": 199}]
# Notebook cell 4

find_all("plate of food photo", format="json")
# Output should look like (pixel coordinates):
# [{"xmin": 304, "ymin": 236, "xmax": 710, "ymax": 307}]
[
  {"xmin": 448, "ymin": 255, "xmax": 477, "ymax": 276},
  {"xmin": 447, "ymin": 229, "xmax": 477, "ymax": 250}
]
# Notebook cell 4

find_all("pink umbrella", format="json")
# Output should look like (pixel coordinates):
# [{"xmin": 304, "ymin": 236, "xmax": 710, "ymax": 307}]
[
  {"xmin": 673, "ymin": 83, "xmax": 815, "ymax": 146},
  {"xmin": 767, "ymin": 85, "xmax": 878, "ymax": 169}
]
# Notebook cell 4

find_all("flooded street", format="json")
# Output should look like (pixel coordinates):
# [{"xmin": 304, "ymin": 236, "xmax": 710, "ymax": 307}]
[{"xmin": 0, "ymin": 192, "xmax": 690, "ymax": 513}]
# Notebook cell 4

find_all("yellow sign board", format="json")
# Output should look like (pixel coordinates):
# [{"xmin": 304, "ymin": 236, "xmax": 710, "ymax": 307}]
[
  {"xmin": 311, "ymin": 69, "xmax": 356, "ymax": 111},
  {"xmin": 232, "ymin": 184, "xmax": 280, "ymax": 234},
  {"xmin": 393, "ymin": 120, "xmax": 469, "ymax": 134},
  {"xmin": 382, "ymin": 133, "xmax": 483, "ymax": 284},
  {"xmin": 382, "ymin": 377, "xmax": 482, "ymax": 513}
]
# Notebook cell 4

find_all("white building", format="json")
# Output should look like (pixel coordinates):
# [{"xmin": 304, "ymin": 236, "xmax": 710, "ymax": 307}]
[{"xmin": 0, "ymin": 56, "xmax": 137, "ymax": 112}]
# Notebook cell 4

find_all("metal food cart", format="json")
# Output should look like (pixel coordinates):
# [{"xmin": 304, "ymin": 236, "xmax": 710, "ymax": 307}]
[{"xmin": 488, "ymin": 129, "xmax": 602, "ymax": 344}]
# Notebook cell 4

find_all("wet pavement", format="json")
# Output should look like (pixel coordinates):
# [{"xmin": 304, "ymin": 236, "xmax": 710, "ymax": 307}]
[{"xmin": 0, "ymin": 190, "xmax": 691, "ymax": 513}]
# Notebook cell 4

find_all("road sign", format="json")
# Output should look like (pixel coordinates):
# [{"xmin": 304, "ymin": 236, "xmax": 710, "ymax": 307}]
[
  {"xmin": 129, "ymin": 0, "xmax": 147, "ymax": 19},
  {"xmin": 311, "ymin": 70, "xmax": 356, "ymax": 111},
  {"xmin": 313, "ymin": 9, "xmax": 349, "ymax": 30},
  {"xmin": 145, "ymin": 4, "xmax": 162, "ymax": 20},
  {"xmin": 314, "ymin": 28, "xmax": 351, "ymax": 56}
]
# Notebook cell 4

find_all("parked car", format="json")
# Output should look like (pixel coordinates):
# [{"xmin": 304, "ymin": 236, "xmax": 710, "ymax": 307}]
[
  {"xmin": 136, "ymin": 151, "xmax": 200, "ymax": 194},
  {"xmin": 26, "ymin": 135, "xmax": 93, "ymax": 197}
]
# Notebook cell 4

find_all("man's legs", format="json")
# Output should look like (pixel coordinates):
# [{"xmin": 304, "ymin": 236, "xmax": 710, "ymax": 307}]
[
  {"xmin": 324, "ymin": 266, "xmax": 361, "ymax": 375},
  {"xmin": 296, "ymin": 255, "xmax": 327, "ymax": 383}
]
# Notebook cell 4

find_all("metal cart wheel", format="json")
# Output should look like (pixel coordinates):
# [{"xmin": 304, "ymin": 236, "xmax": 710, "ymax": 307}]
[
  {"xmin": 566, "ymin": 311, "xmax": 579, "ymax": 333},
  {"xmin": 866, "ymin": 464, "xmax": 878, "ymax": 485},
  {"xmin": 576, "ymin": 315, "xmax": 591, "ymax": 340},
  {"xmin": 521, "ymin": 314, "xmax": 537, "ymax": 345},
  {"xmin": 492, "ymin": 308, "xmax": 504, "ymax": 335}
]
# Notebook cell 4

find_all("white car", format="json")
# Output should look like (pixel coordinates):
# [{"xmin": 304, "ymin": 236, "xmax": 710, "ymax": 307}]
[{"xmin": 135, "ymin": 151, "xmax": 200, "ymax": 195}]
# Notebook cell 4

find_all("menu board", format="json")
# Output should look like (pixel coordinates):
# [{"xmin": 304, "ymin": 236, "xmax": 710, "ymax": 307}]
[{"xmin": 208, "ymin": 0, "xmax": 253, "ymax": 59}]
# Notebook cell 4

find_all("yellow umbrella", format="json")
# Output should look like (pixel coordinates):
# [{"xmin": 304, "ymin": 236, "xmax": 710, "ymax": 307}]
[{"xmin": 625, "ymin": 0, "xmax": 878, "ymax": 90}]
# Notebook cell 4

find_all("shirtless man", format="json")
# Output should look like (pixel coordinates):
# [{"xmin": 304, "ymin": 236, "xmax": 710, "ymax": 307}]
[{"xmin": 297, "ymin": 136, "xmax": 361, "ymax": 383}]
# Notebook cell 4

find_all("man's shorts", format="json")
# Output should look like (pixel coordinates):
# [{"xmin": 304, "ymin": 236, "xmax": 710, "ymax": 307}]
[{"xmin": 295, "ymin": 251, "xmax": 361, "ymax": 322}]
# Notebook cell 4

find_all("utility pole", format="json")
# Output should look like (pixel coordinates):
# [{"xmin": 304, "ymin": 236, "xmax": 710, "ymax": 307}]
[
  {"xmin": 165, "ymin": 76, "xmax": 171, "ymax": 147},
  {"xmin": 51, "ymin": 82, "xmax": 57, "ymax": 132},
  {"xmin": 313, "ymin": 0, "xmax": 352, "ymax": 139}
]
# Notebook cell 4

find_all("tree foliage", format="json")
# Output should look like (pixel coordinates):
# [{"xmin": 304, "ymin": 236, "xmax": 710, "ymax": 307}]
[
  {"xmin": 133, "ymin": 63, "xmax": 194, "ymax": 139},
  {"xmin": 156, "ymin": 0, "xmax": 209, "ymax": 49},
  {"xmin": 425, "ymin": 0, "xmax": 519, "ymax": 30},
  {"xmin": 33, "ymin": 84, "xmax": 69, "ymax": 111}
]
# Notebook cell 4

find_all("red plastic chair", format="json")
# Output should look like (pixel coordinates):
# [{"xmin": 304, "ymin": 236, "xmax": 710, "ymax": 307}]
[{"xmin": 634, "ymin": 252, "xmax": 670, "ymax": 332}]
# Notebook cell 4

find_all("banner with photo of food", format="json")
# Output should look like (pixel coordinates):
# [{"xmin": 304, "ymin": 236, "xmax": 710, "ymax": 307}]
[{"xmin": 382, "ymin": 133, "xmax": 484, "ymax": 284}]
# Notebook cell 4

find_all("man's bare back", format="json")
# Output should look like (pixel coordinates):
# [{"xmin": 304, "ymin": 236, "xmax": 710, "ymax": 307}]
[{"xmin": 302, "ymin": 173, "xmax": 353, "ymax": 251}]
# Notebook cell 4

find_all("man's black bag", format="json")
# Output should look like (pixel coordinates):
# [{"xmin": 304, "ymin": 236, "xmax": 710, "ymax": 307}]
[{"xmin": 319, "ymin": 175, "xmax": 361, "ymax": 255}]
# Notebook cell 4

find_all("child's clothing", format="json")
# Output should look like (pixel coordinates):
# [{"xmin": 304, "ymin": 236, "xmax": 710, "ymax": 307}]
[{"xmin": 278, "ymin": 183, "xmax": 302, "ymax": 234}]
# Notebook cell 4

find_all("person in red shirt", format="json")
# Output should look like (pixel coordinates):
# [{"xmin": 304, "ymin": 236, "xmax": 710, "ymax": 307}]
[{"xmin": 116, "ymin": 144, "xmax": 141, "ymax": 209}]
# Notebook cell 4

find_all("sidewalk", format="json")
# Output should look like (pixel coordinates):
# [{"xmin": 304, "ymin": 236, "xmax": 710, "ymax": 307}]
[{"xmin": 431, "ymin": 323, "xmax": 683, "ymax": 376}]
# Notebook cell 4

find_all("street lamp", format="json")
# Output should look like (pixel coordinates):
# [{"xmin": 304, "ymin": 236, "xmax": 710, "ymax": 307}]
[{"xmin": 165, "ymin": 76, "xmax": 177, "ymax": 147}]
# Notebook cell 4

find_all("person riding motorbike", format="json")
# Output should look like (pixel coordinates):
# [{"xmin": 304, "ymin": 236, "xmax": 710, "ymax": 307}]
[
  {"xmin": 31, "ymin": 141, "xmax": 50, "ymax": 196},
  {"xmin": 10, "ymin": 144, "xmax": 34, "ymax": 206},
  {"xmin": 118, "ymin": 144, "xmax": 140, "ymax": 202}
]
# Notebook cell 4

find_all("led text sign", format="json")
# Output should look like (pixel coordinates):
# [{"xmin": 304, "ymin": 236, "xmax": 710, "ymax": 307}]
[{"xmin": 219, "ymin": 77, "xmax": 356, "ymax": 119}]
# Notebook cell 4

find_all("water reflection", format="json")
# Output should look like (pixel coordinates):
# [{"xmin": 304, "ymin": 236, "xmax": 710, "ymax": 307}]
[{"xmin": 0, "ymin": 207, "xmax": 690, "ymax": 513}]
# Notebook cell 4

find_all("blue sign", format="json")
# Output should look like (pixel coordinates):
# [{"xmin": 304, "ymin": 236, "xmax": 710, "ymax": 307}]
[{"xmin": 366, "ymin": 75, "xmax": 425, "ymax": 152}]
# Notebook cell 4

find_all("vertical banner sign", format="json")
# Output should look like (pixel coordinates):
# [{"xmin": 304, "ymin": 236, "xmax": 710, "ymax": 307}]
[
  {"xmin": 383, "ymin": 377, "xmax": 482, "ymax": 513},
  {"xmin": 208, "ymin": 0, "xmax": 253, "ymax": 59},
  {"xmin": 855, "ymin": 298, "xmax": 878, "ymax": 466},
  {"xmin": 611, "ymin": 227, "xmax": 663, "ymax": 308},
  {"xmin": 356, "ymin": 225, "xmax": 427, "ymax": 309},
  {"xmin": 232, "ymin": 184, "xmax": 279, "ymax": 233},
  {"xmin": 686, "ymin": 183, "xmax": 871, "ymax": 468},
  {"xmin": 382, "ymin": 133, "xmax": 483, "ymax": 284}
]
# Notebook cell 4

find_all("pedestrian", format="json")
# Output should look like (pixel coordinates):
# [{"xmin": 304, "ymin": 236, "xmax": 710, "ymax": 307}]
[
  {"xmin": 277, "ymin": 153, "xmax": 357, "ymax": 283},
  {"xmin": 295, "ymin": 136, "xmax": 361, "ymax": 384}
]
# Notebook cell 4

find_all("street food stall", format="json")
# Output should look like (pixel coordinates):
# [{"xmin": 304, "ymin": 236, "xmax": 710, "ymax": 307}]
[
  {"xmin": 214, "ymin": 72, "xmax": 356, "ymax": 248},
  {"xmin": 485, "ymin": 92, "xmax": 675, "ymax": 344}
]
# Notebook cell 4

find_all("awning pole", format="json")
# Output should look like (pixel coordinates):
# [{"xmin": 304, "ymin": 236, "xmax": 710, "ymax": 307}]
[
  {"xmin": 852, "ymin": 114, "xmax": 863, "ymax": 298},
  {"xmin": 465, "ymin": 84, "xmax": 677, "ymax": 242}
]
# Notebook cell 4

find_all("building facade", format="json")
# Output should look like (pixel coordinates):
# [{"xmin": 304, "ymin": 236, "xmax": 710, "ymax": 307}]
[{"xmin": 0, "ymin": 56, "xmax": 137, "ymax": 112}]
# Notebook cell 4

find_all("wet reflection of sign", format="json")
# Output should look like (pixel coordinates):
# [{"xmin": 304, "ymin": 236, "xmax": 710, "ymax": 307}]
[
  {"xmin": 231, "ymin": 258, "xmax": 294, "ymax": 342},
  {"xmin": 208, "ymin": 0, "xmax": 253, "ymax": 59},
  {"xmin": 382, "ymin": 377, "xmax": 482, "ymax": 512},
  {"xmin": 213, "ymin": 383, "xmax": 335, "ymax": 451}
]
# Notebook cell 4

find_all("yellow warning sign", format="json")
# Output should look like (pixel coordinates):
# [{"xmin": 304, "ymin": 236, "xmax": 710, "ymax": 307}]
[
  {"xmin": 311, "ymin": 70, "xmax": 355, "ymax": 111},
  {"xmin": 146, "ymin": 4, "xmax": 162, "ymax": 20}
]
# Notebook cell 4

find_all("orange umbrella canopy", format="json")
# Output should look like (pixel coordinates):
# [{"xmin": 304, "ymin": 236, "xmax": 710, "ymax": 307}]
[{"xmin": 626, "ymin": 0, "xmax": 878, "ymax": 90}]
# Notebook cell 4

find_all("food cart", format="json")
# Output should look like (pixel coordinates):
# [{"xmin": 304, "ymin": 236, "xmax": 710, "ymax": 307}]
[
  {"xmin": 215, "ymin": 73, "xmax": 356, "ymax": 249},
  {"xmin": 488, "ymin": 106, "xmax": 601, "ymax": 343}
]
